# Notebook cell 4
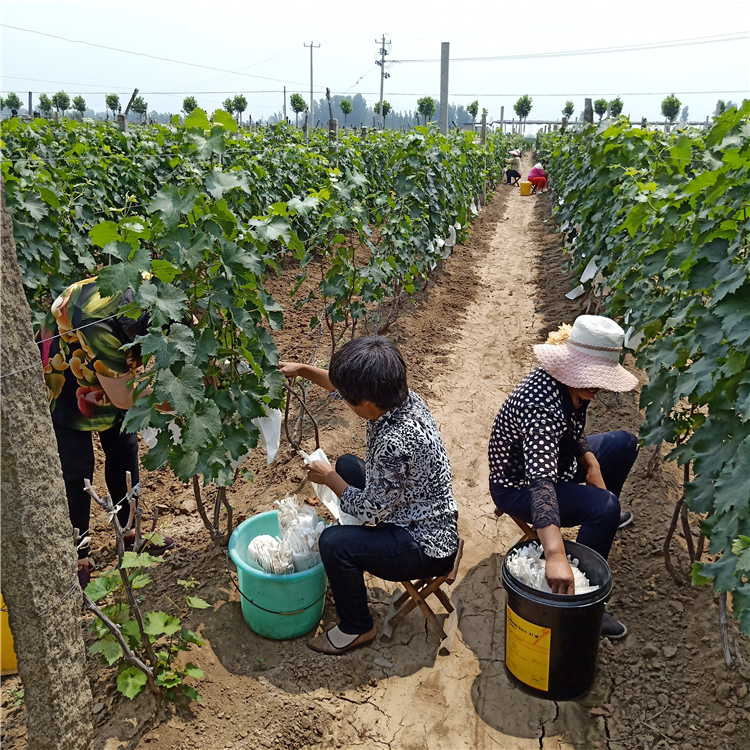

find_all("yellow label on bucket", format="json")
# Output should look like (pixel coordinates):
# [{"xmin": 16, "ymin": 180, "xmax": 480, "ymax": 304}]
[{"xmin": 506, "ymin": 605, "xmax": 551, "ymax": 691}]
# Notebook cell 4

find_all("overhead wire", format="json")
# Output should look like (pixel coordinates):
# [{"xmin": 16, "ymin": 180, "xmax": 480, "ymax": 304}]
[
  {"xmin": 392, "ymin": 32, "xmax": 749, "ymax": 62},
  {"xmin": 0, "ymin": 23, "xmax": 312, "ymax": 88}
]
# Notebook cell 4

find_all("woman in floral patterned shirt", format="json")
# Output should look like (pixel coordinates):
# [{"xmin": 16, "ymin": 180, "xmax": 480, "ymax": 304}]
[
  {"xmin": 38, "ymin": 278, "xmax": 171, "ymax": 586},
  {"xmin": 280, "ymin": 336, "xmax": 459, "ymax": 655}
]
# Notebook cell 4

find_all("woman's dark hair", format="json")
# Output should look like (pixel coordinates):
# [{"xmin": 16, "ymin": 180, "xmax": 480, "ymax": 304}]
[{"xmin": 328, "ymin": 336, "xmax": 408, "ymax": 412}]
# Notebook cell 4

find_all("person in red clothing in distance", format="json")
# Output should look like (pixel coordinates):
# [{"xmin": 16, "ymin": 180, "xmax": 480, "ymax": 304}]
[{"xmin": 528, "ymin": 162, "xmax": 549, "ymax": 192}]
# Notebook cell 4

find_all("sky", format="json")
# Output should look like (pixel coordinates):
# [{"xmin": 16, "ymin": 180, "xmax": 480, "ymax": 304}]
[{"xmin": 1, "ymin": 0, "xmax": 749, "ymax": 130}]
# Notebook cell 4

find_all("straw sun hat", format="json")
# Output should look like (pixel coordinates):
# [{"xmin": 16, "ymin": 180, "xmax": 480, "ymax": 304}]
[{"xmin": 533, "ymin": 315, "xmax": 638, "ymax": 392}]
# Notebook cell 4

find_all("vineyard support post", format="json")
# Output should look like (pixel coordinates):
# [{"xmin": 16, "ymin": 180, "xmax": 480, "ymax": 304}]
[
  {"xmin": 28, "ymin": 91, "xmax": 32, "ymax": 120},
  {"xmin": 500, "ymin": 106, "xmax": 504, "ymax": 133},
  {"xmin": 584, "ymin": 98, "xmax": 593, "ymax": 124},
  {"xmin": 1, "ymin": 181, "xmax": 94, "ymax": 749},
  {"xmin": 439, "ymin": 42, "xmax": 449, "ymax": 135},
  {"xmin": 481, "ymin": 112, "xmax": 487, "ymax": 144}
]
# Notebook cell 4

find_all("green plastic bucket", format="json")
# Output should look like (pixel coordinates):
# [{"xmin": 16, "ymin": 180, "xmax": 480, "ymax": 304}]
[{"xmin": 228, "ymin": 510, "xmax": 327, "ymax": 640}]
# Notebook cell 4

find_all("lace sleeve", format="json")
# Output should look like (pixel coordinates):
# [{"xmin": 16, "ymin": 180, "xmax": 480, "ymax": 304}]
[
  {"xmin": 529, "ymin": 477, "xmax": 561, "ymax": 529},
  {"xmin": 575, "ymin": 434, "xmax": 592, "ymax": 458}
]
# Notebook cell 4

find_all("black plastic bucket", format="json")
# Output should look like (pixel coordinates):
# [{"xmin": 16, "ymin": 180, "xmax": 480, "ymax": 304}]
[{"xmin": 501, "ymin": 539, "xmax": 613, "ymax": 701}]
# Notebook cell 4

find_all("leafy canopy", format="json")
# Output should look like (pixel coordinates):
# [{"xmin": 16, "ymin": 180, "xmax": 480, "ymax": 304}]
[
  {"xmin": 513, "ymin": 95, "xmax": 532, "ymax": 120},
  {"xmin": 661, "ymin": 93, "xmax": 682, "ymax": 123}
]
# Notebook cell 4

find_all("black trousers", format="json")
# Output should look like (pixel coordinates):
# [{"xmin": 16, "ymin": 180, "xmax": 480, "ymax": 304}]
[
  {"xmin": 54, "ymin": 420, "xmax": 139, "ymax": 559},
  {"xmin": 318, "ymin": 454, "xmax": 457, "ymax": 634}
]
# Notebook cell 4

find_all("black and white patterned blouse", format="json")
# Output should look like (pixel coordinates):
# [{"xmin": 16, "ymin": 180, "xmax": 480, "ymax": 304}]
[
  {"xmin": 337, "ymin": 390, "xmax": 459, "ymax": 559},
  {"xmin": 488, "ymin": 367, "xmax": 592, "ymax": 529}
]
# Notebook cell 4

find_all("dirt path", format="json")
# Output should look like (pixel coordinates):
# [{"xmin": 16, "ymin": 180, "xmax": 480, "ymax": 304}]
[{"xmin": 344, "ymin": 158, "xmax": 600, "ymax": 749}]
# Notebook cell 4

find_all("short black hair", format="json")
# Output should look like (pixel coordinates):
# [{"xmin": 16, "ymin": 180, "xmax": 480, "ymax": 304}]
[{"xmin": 328, "ymin": 336, "xmax": 408, "ymax": 412}]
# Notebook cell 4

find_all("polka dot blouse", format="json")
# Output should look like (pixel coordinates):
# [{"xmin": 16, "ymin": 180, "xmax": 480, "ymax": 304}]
[{"xmin": 488, "ymin": 366, "xmax": 592, "ymax": 529}]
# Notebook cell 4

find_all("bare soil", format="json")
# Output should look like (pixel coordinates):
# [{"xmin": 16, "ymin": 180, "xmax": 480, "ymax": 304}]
[{"xmin": 2, "ymin": 157, "xmax": 748, "ymax": 750}]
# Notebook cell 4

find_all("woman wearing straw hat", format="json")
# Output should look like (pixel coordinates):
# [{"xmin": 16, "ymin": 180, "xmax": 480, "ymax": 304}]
[
  {"xmin": 488, "ymin": 315, "xmax": 638, "ymax": 638},
  {"xmin": 506, "ymin": 149, "xmax": 522, "ymax": 186}
]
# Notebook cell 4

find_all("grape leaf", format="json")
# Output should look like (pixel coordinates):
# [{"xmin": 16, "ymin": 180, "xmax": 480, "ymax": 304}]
[{"xmin": 117, "ymin": 667, "xmax": 148, "ymax": 700}]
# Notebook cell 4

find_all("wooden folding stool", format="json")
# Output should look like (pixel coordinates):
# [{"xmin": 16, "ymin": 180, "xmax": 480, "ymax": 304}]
[
  {"xmin": 379, "ymin": 539, "xmax": 464, "ymax": 655},
  {"xmin": 494, "ymin": 507, "xmax": 537, "ymax": 542}
]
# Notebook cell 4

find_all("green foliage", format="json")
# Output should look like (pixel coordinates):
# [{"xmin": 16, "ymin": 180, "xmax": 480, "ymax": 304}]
[
  {"xmin": 131, "ymin": 96, "xmax": 148, "ymax": 118},
  {"xmin": 661, "ymin": 93, "xmax": 682, "ymax": 123},
  {"xmin": 52, "ymin": 91, "xmax": 71, "ymax": 116},
  {"xmin": 5, "ymin": 92, "xmax": 23, "ymax": 112},
  {"xmin": 339, "ymin": 98, "xmax": 352, "ymax": 127},
  {"xmin": 562, "ymin": 101, "xmax": 575, "ymax": 118},
  {"xmin": 182, "ymin": 96, "xmax": 198, "ymax": 115},
  {"xmin": 513, "ymin": 95, "xmax": 532, "ymax": 121},
  {"xmin": 85, "ymin": 558, "xmax": 208, "ymax": 701},
  {"xmin": 72, "ymin": 95, "xmax": 87, "ymax": 115},
  {"xmin": 290, "ymin": 93, "xmax": 307, "ymax": 126},
  {"xmin": 537, "ymin": 102, "xmax": 750, "ymax": 635},
  {"xmin": 594, "ymin": 98, "xmax": 608, "ymax": 121},
  {"xmin": 374, "ymin": 100, "xmax": 392, "ymax": 122},
  {"xmin": 38, "ymin": 93, "xmax": 53, "ymax": 116},
  {"xmin": 467, "ymin": 101, "xmax": 479, "ymax": 122},
  {"xmin": 609, "ymin": 97, "xmax": 624, "ymax": 118},
  {"xmin": 222, "ymin": 98, "xmax": 235, "ymax": 115},
  {"xmin": 232, "ymin": 95, "xmax": 247, "ymax": 124},
  {"xmin": 105, "ymin": 94, "xmax": 120, "ymax": 116},
  {"xmin": 715, "ymin": 100, "xmax": 726, "ymax": 117},
  {"xmin": 6, "ymin": 687, "xmax": 24, "ymax": 706},
  {"xmin": 417, "ymin": 96, "xmax": 436, "ymax": 121},
  {"xmin": 2, "ymin": 113, "xmax": 519, "ymax": 492}
]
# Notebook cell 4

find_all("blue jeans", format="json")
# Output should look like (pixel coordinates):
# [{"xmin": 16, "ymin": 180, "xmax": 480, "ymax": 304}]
[
  {"xmin": 490, "ymin": 431, "xmax": 638, "ymax": 559},
  {"xmin": 319, "ymin": 455, "xmax": 457, "ymax": 634}
]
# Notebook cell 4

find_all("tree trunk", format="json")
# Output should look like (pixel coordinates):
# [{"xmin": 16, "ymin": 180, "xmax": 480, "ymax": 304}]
[{"xmin": 0, "ymin": 179, "xmax": 94, "ymax": 750}]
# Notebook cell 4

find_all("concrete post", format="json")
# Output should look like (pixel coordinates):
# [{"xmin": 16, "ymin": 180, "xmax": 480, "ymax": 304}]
[
  {"xmin": 584, "ymin": 98, "xmax": 594, "ymax": 124},
  {"xmin": 1, "ymin": 181, "xmax": 94, "ymax": 749},
  {"xmin": 500, "ymin": 106, "xmax": 504, "ymax": 133},
  {"xmin": 439, "ymin": 42, "xmax": 449, "ymax": 135},
  {"xmin": 361, "ymin": 126, "xmax": 367, "ymax": 140},
  {"xmin": 117, "ymin": 114, "xmax": 127, "ymax": 132},
  {"xmin": 641, "ymin": 117, "xmax": 648, "ymax": 128},
  {"xmin": 562, "ymin": 116, "xmax": 568, "ymax": 130},
  {"xmin": 481, "ymin": 112, "xmax": 487, "ymax": 144},
  {"xmin": 28, "ymin": 92, "xmax": 32, "ymax": 120}
]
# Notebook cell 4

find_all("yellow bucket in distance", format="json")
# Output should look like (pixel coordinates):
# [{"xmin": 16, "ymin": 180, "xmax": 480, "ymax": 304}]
[
  {"xmin": 1, "ymin": 593, "xmax": 18, "ymax": 676},
  {"xmin": 520, "ymin": 181, "xmax": 532, "ymax": 196}
]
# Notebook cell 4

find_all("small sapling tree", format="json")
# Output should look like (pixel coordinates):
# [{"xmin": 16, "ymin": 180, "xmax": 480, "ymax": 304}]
[
  {"xmin": 38, "ymin": 93, "xmax": 53, "ymax": 118},
  {"xmin": 52, "ymin": 91, "xmax": 71, "ymax": 118},
  {"xmin": 715, "ymin": 99, "xmax": 726, "ymax": 117},
  {"xmin": 339, "ymin": 98, "xmax": 352, "ymax": 127},
  {"xmin": 222, "ymin": 98, "xmax": 235, "ymax": 117},
  {"xmin": 72, "ymin": 95, "xmax": 87, "ymax": 119},
  {"xmin": 594, "ymin": 98, "xmax": 608, "ymax": 121},
  {"xmin": 233, "ymin": 95, "xmax": 247, "ymax": 125},
  {"xmin": 661, "ymin": 93, "xmax": 681, "ymax": 124},
  {"xmin": 374, "ymin": 100, "xmax": 392, "ymax": 127},
  {"xmin": 290, "ymin": 93, "xmax": 307, "ymax": 127},
  {"xmin": 609, "ymin": 97, "xmax": 624, "ymax": 118},
  {"xmin": 182, "ymin": 96, "xmax": 198, "ymax": 115},
  {"xmin": 106, "ymin": 94, "xmax": 120, "ymax": 119},
  {"xmin": 467, "ymin": 100, "xmax": 479, "ymax": 129},
  {"xmin": 417, "ymin": 96, "xmax": 436, "ymax": 124},
  {"xmin": 562, "ymin": 100, "xmax": 575, "ymax": 119},
  {"xmin": 4, "ymin": 92, "xmax": 23, "ymax": 115},
  {"xmin": 131, "ymin": 96, "xmax": 148, "ymax": 123},
  {"xmin": 513, "ymin": 94, "xmax": 532, "ymax": 133}
]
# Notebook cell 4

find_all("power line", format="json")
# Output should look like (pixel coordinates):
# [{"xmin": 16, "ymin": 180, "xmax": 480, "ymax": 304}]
[
  {"xmin": 393, "ymin": 33, "xmax": 750, "ymax": 62},
  {"xmin": 0, "ymin": 23, "xmax": 312, "ymax": 88}
]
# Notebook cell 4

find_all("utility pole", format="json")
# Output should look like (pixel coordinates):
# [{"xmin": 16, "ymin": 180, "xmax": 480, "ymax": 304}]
[
  {"xmin": 439, "ymin": 42, "xmax": 449, "ymax": 135},
  {"xmin": 375, "ymin": 35, "xmax": 390, "ymax": 129},
  {"xmin": 304, "ymin": 41, "xmax": 320, "ymax": 133}
]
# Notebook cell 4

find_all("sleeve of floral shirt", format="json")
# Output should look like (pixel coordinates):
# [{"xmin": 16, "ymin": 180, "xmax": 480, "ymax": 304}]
[
  {"xmin": 339, "ymin": 429, "xmax": 411, "ymax": 525},
  {"xmin": 520, "ymin": 406, "xmax": 565, "ymax": 529}
]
